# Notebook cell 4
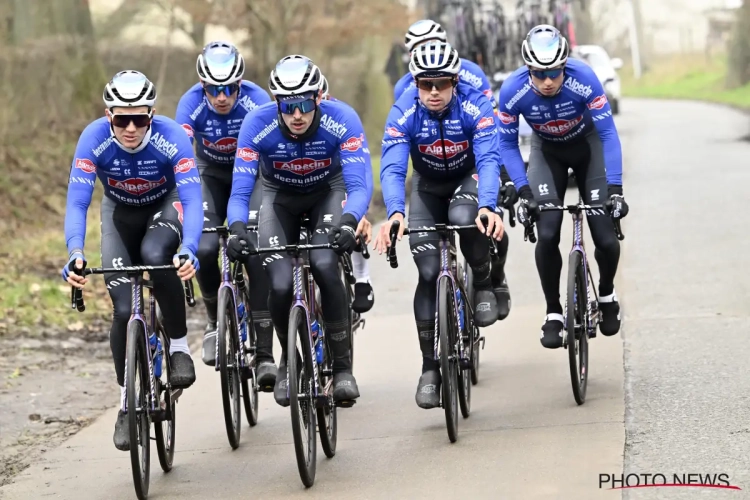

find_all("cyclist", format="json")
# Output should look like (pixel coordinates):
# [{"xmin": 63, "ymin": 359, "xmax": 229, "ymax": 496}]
[
  {"xmin": 175, "ymin": 41, "xmax": 279, "ymax": 389},
  {"xmin": 62, "ymin": 71, "xmax": 202, "ymax": 451},
  {"xmin": 318, "ymin": 75, "xmax": 375, "ymax": 313},
  {"xmin": 396, "ymin": 20, "xmax": 515, "ymax": 319},
  {"xmin": 374, "ymin": 41, "xmax": 505, "ymax": 409},
  {"xmin": 497, "ymin": 25, "xmax": 629, "ymax": 349},
  {"xmin": 225, "ymin": 55, "xmax": 373, "ymax": 406}
]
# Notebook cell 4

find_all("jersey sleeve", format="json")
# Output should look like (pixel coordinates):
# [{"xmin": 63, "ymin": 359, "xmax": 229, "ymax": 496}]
[
  {"xmin": 467, "ymin": 97, "xmax": 501, "ymax": 211},
  {"xmin": 174, "ymin": 91, "xmax": 198, "ymax": 145},
  {"xmin": 337, "ymin": 112, "xmax": 373, "ymax": 222},
  {"xmin": 227, "ymin": 111, "xmax": 263, "ymax": 225},
  {"xmin": 170, "ymin": 127, "xmax": 203, "ymax": 255},
  {"xmin": 585, "ymin": 81, "xmax": 623, "ymax": 186},
  {"xmin": 496, "ymin": 84, "xmax": 529, "ymax": 189},
  {"xmin": 393, "ymin": 75, "xmax": 409, "ymax": 102},
  {"xmin": 64, "ymin": 128, "xmax": 100, "ymax": 254},
  {"xmin": 379, "ymin": 103, "xmax": 413, "ymax": 219}
]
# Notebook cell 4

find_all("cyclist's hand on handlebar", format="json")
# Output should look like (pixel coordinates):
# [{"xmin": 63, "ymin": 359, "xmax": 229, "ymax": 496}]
[
  {"xmin": 516, "ymin": 186, "xmax": 540, "ymax": 229},
  {"xmin": 476, "ymin": 207, "xmax": 504, "ymax": 240},
  {"xmin": 63, "ymin": 252, "xmax": 87, "ymax": 289},
  {"xmin": 355, "ymin": 215, "xmax": 373, "ymax": 245},
  {"xmin": 174, "ymin": 248, "xmax": 199, "ymax": 281},
  {"xmin": 375, "ymin": 213, "xmax": 405, "ymax": 254},
  {"xmin": 328, "ymin": 213, "xmax": 358, "ymax": 255},
  {"xmin": 500, "ymin": 181, "xmax": 519, "ymax": 208},
  {"xmin": 227, "ymin": 221, "xmax": 253, "ymax": 261},
  {"xmin": 606, "ymin": 185, "xmax": 629, "ymax": 219}
]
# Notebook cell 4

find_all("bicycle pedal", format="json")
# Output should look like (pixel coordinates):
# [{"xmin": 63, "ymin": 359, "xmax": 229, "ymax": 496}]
[{"xmin": 335, "ymin": 399, "xmax": 356, "ymax": 408}]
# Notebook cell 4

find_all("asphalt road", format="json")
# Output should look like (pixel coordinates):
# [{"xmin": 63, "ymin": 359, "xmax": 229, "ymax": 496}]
[{"xmin": 2, "ymin": 98, "xmax": 748, "ymax": 499}]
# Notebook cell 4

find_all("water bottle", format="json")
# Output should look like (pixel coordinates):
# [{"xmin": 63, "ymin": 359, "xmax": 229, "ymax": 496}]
[
  {"xmin": 149, "ymin": 332, "xmax": 163, "ymax": 379},
  {"xmin": 237, "ymin": 302, "xmax": 247, "ymax": 342},
  {"xmin": 456, "ymin": 289, "xmax": 465, "ymax": 333},
  {"xmin": 311, "ymin": 320, "xmax": 323, "ymax": 364}
]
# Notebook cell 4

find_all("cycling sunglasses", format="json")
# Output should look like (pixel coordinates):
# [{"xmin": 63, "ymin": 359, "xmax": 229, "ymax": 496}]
[
  {"xmin": 277, "ymin": 97, "xmax": 317, "ymax": 115},
  {"xmin": 416, "ymin": 78, "xmax": 456, "ymax": 91},
  {"xmin": 111, "ymin": 113, "xmax": 152, "ymax": 128},
  {"xmin": 529, "ymin": 67, "xmax": 564, "ymax": 80},
  {"xmin": 203, "ymin": 83, "xmax": 240, "ymax": 97}
]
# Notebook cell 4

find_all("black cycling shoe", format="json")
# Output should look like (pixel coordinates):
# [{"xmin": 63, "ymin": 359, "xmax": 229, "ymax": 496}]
[
  {"xmin": 352, "ymin": 282, "xmax": 374, "ymax": 313},
  {"xmin": 273, "ymin": 358, "xmax": 290, "ymax": 407},
  {"xmin": 256, "ymin": 361, "xmax": 277, "ymax": 392},
  {"xmin": 599, "ymin": 293, "xmax": 621, "ymax": 336},
  {"xmin": 201, "ymin": 322, "xmax": 217, "ymax": 366},
  {"xmin": 333, "ymin": 372, "xmax": 360, "ymax": 402},
  {"xmin": 415, "ymin": 370, "xmax": 441, "ymax": 409},
  {"xmin": 473, "ymin": 288, "xmax": 498, "ymax": 328},
  {"xmin": 170, "ymin": 352, "xmax": 196, "ymax": 388},
  {"xmin": 493, "ymin": 276, "xmax": 511, "ymax": 321},
  {"xmin": 540, "ymin": 314, "xmax": 564, "ymax": 349},
  {"xmin": 113, "ymin": 410, "xmax": 129, "ymax": 451}
]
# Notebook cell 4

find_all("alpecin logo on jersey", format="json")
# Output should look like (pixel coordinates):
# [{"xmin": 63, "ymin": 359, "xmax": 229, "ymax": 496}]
[
  {"xmin": 108, "ymin": 176, "xmax": 167, "ymax": 194},
  {"xmin": 74, "ymin": 158, "xmax": 96, "ymax": 173},
  {"xmin": 564, "ymin": 76, "xmax": 593, "ymax": 98},
  {"xmin": 181, "ymin": 124, "xmax": 194, "ymax": 138},
  {"xmin": 237, "ymin": 148, "xmax": 259, "ymax": 162},
  {"xmin": 418, "ymin": 139, "xmax": 469, "ymax": 159},
  {"xmin": 340, "ymin": 133, "xmax": 364, "ymax": 152},
  {"xmin": 587, "ymin": 94, "xmax": 608, "ymax": 110},
  {"xmin": 202, "ymin": 137, "xmax": 237, "ymax": 153},
  {"xmin": 459, "ymin": 69, "xmax": 483, "ymax": 88},
  {"xmin": 273, "ymin": 157, "xmax": 332, "ymax": 176},
  {"xmin": 498, "ymin": 112, "xmax": 516, "ymax": 125},
  {"xmin": 149, "ymin": 132, "xmax": 179, "ymax": 159},
  {"xmin": 531, "ymin": 116, "xmax": 583, "ymax": 136},
  {"xmin": 173, "ymin": 158, "xmax": 196, "ymax": 174}
]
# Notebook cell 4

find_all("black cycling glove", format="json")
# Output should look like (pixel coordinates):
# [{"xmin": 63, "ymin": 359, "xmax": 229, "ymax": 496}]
[
  {"xmin": 516, "ymin": 185, "xmax": 540, "ymax": 228},
  {"xmin": 328, "ymin": 213, "xmax": 358, "ymax": 255},
  {"xmin": 227, "ymin": 221, "xmax": 253, "ymax": 261},
  {"xmin": 606, "ymin": 185, "xmax": 629, "ymax": 219}
]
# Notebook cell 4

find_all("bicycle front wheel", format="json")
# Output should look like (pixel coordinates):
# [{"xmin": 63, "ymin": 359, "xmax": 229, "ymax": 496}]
[
  {"xmin": 288, "ymin": 306, "xmax": 317, "ymax": 487},
  {"xmin": 218, "ymin": 287, "xmax": 242, "ymax": 449},
  {"xmin": 154, "ymin": 324, "xmax": 175, "ymax": 472},
  {"xmin": 438, "ymin": 277, "xmax": 459, "ymax": 443},
  {"xmin": 125, "ymin": 320, "xmax": 151, "ymax": 500},
  {"xmin": 464, "ymin": 261, "xmax": 481, "ymax": 385},
  {"xmin": 566, "ymin": 250, "xmax": 589, "ymax": 405}
]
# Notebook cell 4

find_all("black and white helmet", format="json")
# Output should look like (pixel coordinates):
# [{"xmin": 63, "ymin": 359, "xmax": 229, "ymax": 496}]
[
  {"xmin": 404, "ymin": 20, "xmax": 447, "ymax": 52},
  {"xmin": 103, "ymin": 70, "xmax": 156, "ymax": 109},
  {"xmin": 196, "ymin": 41, "xmax": 245, "ymax": 85},
  {"xmin": 409, "ymin": 40, "xmax": 461, "ymax": 79},
  {"xmin": 268, "ymin": 55, "xmax": 322, "ymax": 97},
  {"xmin": 319, "ymin": 75, "xmax": 329, "ymax": 99},
  {"xmin": 521, "ymin": 25, "xmax": 569, "ymax": 69}
]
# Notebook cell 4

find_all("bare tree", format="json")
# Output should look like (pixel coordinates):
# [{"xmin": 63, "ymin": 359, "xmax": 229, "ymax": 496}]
[{"xmin": 727, "ymin": 0, "xmax": 750, "ymax": 87}]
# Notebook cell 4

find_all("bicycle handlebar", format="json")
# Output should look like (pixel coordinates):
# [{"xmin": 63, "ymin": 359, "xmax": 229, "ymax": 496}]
[
  {"xmin": 387, "ymin": 214, "xmax": 499, "ymax": 269},
  {"xmin": 522, "ymin": 203, "xmax": 624, "ymax": 243},
  {"xmin": 70, "ymin": 259, "xmax": 195, "ymax": 313}
]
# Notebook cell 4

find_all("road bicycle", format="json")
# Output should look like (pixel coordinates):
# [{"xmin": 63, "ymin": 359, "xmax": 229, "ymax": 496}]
[{"xmin": 71, "ymin": 260, "xmax": 195, "ymax": 500}]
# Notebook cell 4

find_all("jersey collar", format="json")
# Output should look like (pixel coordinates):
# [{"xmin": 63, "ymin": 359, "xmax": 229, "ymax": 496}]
[
  {"xmin": 204, "ymin": 86, "xmax": 243, "ymax": 115},
  {"xmin": 110, "ymin": 125, "xmax": 152, "ymax": 154}
]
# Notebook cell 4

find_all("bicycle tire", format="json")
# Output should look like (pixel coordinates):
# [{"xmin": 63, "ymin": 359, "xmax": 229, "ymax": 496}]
[
  {"xmin": 126, "ymin": 320, "xmax": 151, "ymax": 500},
  {"xmin": 566, "ymin": 250, "xmax": 589, "ymax": 405},
  {"xmin": 316, "ymin": 310, "xmax": 338, "ymax": 459},
  {"xmin": 340, "ymin": 260, "xmax": 354, "ymax": 372},
  {"xmin": 239, "ymin": 280, "xmax": 259, "ymax": 427},
  {"xmin": 288, "ymin": 306, "xmax": 317, "ymax": 487},
  {"xmin": 154, "ymin": 324, "xmax": 175, "ymax": 472},
  {"xmin": 464, "ymin": 262, "xmax": 481, "ymax": 385},
  {"xmin": 456, "ymin": 286, "xmax": 472, "ymax": 419},
  {"xmin": 438, "ymin": 277, "xmax": 459, "ymax": 443},
  {"xmin": 218, "ymin": 287, "xmax": 242, "ymax": 449}
]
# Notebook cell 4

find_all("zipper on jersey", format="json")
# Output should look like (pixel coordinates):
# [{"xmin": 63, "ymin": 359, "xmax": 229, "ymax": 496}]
[{"xmin": 438, "ymin": 120, "xmax": 449, "ymax": 171}]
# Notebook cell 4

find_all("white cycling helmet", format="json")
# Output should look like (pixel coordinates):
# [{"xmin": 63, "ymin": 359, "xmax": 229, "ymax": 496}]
[
  {"xmin": 409, "ymin": 40, "xmax": 461, "ymax": 79},
  {"xmin": 103, "ymin": 70, "xmax": 157, "ymax": 109},
  {"xmin": 521, "ymin": 25, "xmax": 569, "ymax": 69},
  {"xmin": 196, "ymin": 41, "xmax": 245, "ymax": 85},
  {"xmin": 319, "ymin": 75, "xmax": 329, "ymax": 99},
  {"xmin": 268, "ymin": 55, "xmax": 322, "ymax": 97},
  {"xmin": 405, "ymin": 20, "xmax": 447, "ymax": 52}
]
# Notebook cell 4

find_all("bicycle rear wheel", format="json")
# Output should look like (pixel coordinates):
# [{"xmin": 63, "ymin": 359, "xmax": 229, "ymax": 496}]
[
  {"xmin": 288, "ymin": 306, "xmax": 317, "ymax": 487},
  {"xmin": 125, "ymin": 320, "xmax": 151, "ymax": 500},
  {"xmin": 339, "ymin": 260, "xmax": 354, "ymax": 372},
  {"xmin": 218, "ymin": 287, "xmax": 242, "ymax": 449},
  {"xmin": 566, "ymin": 251, "xmax": 589, "ymax": 405},
  {"xmin": 316, "ymin": 311, "xmax": 338, "ymax": 459},
  {"xmin": 154, "ymin": 325, "xmax": 175, "ymax": 472},
  {"xmin": 438, "ymin": 277, "xmax": 459, "ymax": 443}
]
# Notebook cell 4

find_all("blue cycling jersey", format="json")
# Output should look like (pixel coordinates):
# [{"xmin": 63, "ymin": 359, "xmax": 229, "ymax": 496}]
[
  {"xmin": 175, "ymin": 80, "xmax": 272, "ymax": 165},
  {"xmin": 393, "ymin": 58, "xmax": 495, "ymax": 105},
  {"xmin": 64, "ymin": 116, "xmax": 203, "ymax": 255},
  {"xmin": 497, "ymin": 58, "xmax": 623, "ymax": 189},
  {"xmin": 227, "ymin": 100, "xmax": 373, "ymax": 225},
  {"xmin": 380, "ymin": 84, "xmax": 502, "ymax": 219}
]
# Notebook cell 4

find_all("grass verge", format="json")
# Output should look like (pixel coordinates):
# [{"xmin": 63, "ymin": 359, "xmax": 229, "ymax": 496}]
[{"xmin": 620, "ymin": 54, "xmax": 750, "ymax": 109}]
